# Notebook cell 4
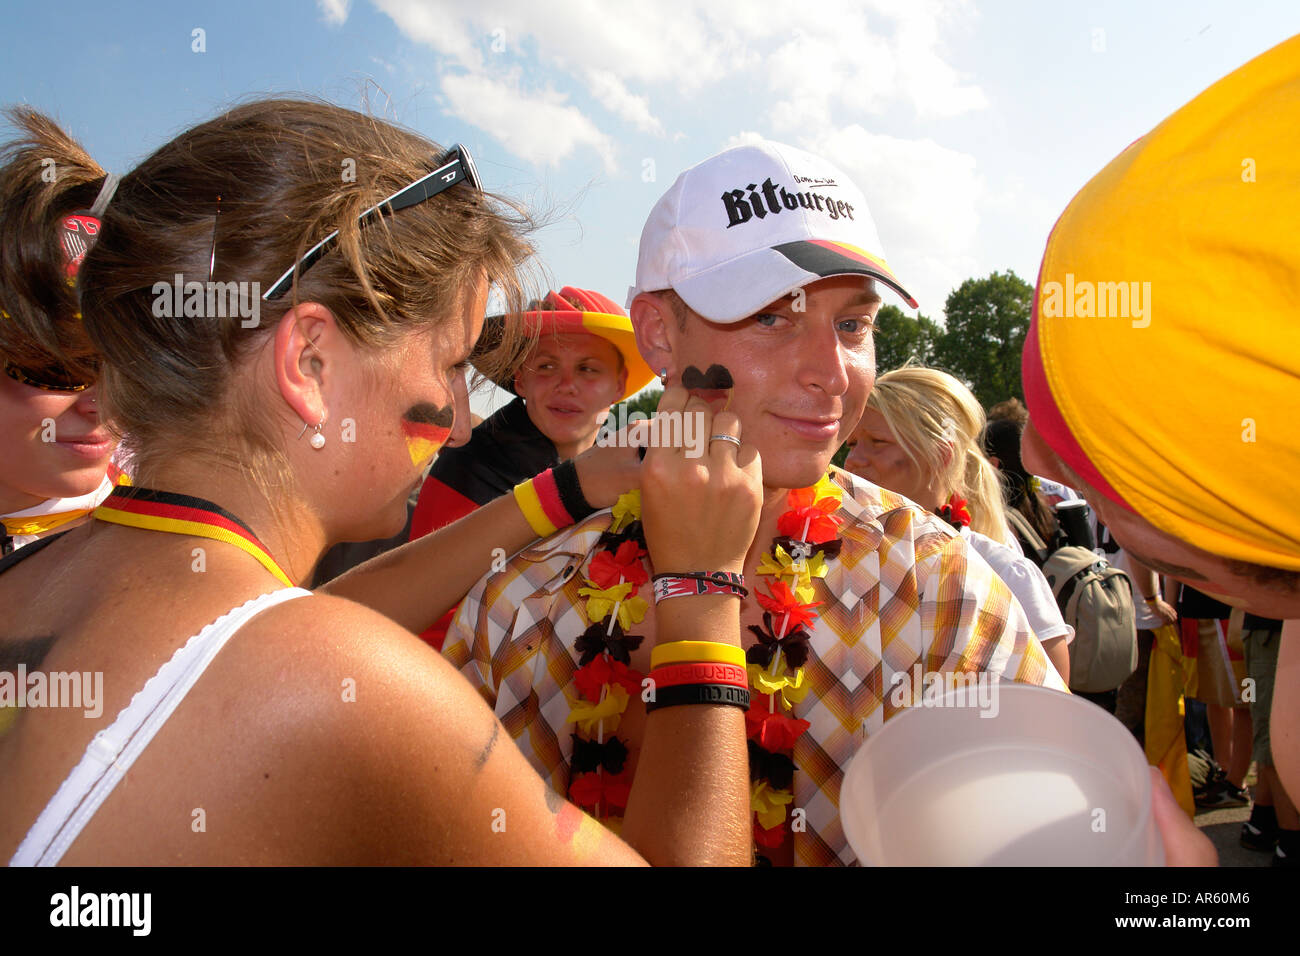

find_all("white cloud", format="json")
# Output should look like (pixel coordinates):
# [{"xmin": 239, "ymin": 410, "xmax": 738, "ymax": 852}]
[
  {"xmin": 371, "ymin": 1, "xmax": 987, "ymax": 167},
  {"xmin": 805, "ymin": 124, "xmax": 983, "ymax": 313},
  {"xmin": 366, "ymin": 0, "xmax": 989, "ymax": 307},
  {"xmin": 440, "ymin": 71, "xmax": 617, "ymax": 173},
  {"xmin": 583, "ymin": 69, "xmax": 664, "ymax": 137},
  {"xmin": 721, "ymin": 130, "xmax": 768, "ymax": 150},
  {"xmin": 884, "ymin": 0, "xmax": 989, "ymax": 116},
  {"xmin": 317, "ymin": 0, "xmax": 352, "ymax": 26},
  {"xmin": 372, "ymin": 0, "xmax": 486, "ymax": 72}
]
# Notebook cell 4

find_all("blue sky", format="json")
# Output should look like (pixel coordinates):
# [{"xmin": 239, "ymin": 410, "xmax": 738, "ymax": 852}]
[{"xmin": 4, "ymin": 1, "xmax": 1298, "ymax": 413}]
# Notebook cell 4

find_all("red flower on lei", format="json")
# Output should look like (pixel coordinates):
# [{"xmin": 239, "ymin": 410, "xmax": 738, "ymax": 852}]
[
  {"xmin": 755, "ymin": 580, "xmax": 822, "ymax": 630},
  {"xmin": 753, "ymin": 821, "xmax": 787, "ymax": 849},
  {"xmin": 570, "ymin": 769, "xmax": 632, "ymax": 810},
  {"xmin": 745, "ymin": 705, "xmax": 812, "ymax": 752},
  {"xmin": 586, "ymin": 540, "xmax": 649, "ymax": 591},
  {"xmin": 574, "ymin": 656, "xmax": 645, "ymax": 703},
  {"xmin": 776, "ymin": 486, "xmax": 843, "ymax": 543}
]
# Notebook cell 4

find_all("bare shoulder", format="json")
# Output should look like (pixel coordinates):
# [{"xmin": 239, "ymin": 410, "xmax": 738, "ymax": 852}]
[
  {"xmin": 153, "ymin": 592, "xmax": 508, "ymax": 862},
  {"xmin": 223, "ymin": 591, "xmax": 486, "ymax": 734}
]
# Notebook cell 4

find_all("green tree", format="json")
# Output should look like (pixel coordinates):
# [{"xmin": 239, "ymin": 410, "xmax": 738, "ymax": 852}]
[
  {"xmin": 932, "ymin": 270, "xmax": 1033, "ymax": 408},
  {"xmin": 872, "ymin": 304, "xmax": 941, "ymax": 374},
  {"xmin": 613, "ymin": 386, "xmax": 663, "ymax": 422}
]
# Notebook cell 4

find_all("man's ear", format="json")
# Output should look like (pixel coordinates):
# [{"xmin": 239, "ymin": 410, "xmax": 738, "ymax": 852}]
[
  {"xmin": 629, "ymin": 292, "xmax": 677, "ymax": 382},
  {"xmin": 272, "ymin": 302, "xmax": 339, "ymax": 429}
]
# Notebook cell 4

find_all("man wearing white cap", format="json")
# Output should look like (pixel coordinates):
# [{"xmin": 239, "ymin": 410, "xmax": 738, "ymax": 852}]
[{"xmin": 443, "ymin": 141, "xmax": 1064, "ymax": 866}]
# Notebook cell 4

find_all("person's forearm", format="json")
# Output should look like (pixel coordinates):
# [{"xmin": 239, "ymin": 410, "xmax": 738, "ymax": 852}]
[
  {"xmin": 620, "ymin": 595, "xmax": 752, "ymax": 866},
  {"xmin": 1129, "ymin": 560, "xmax": 1159, "ymax": 602},
  {"xmin": 320, "ymin": 493, "xmax": 537, "ymax": 633},
  {"xmin": 1042, "ymin": 635, "xmax": 1070, "ymax": 686}
]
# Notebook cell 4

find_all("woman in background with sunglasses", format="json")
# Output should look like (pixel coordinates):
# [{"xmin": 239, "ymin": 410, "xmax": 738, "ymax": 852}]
[
  {"xmin": 0, "ymin": 99, "xmax": 760, "ymax": 866},
  {"xmin": 0, "ymin": 109, "xmax": 121, "ymax": 556}
]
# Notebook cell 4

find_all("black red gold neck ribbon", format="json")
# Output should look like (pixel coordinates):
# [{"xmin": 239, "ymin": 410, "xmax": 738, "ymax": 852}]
[{"xmin": 93, "ymin": 486, "xmax": 294, "ymax": 586}]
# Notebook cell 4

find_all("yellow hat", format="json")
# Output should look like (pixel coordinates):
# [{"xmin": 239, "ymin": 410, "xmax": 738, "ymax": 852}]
[{"xmin": 1023, "ymin": 34, "xmax": 1300, "ymax": 571}]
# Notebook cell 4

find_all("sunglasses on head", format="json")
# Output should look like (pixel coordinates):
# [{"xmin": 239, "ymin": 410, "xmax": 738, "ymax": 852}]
[
  {"xmin": 260, "ymin": 144, "xmax": 481, "ymax": 302},
  {"xmin": 3, "ymin": 360, "xmax": 92, "ymax": 392}
]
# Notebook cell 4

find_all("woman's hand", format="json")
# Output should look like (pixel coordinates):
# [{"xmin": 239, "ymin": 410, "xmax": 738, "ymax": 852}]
[
  {"xmin": 1150, "ymin": 768, "xmax": 1217, "ymax": 865},
  {"xmin": 639, "ymin": 386, "xmax": 762, "ymax": 574},
  {"xmin": 572, "ymin": 417, "xmax": 648, "ymax": 508}
]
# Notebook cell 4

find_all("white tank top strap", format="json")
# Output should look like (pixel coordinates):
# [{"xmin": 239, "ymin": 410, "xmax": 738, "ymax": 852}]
[{"xmin": 9, "ymin": 587, "xmax": 312, "ymax": 867}]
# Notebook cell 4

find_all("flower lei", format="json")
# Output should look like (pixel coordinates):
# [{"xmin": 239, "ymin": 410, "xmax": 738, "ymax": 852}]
[
  {"xmin": 748, "ymin": 473, "xmax": 843, "ymax": 862},
  {"xmin": 565, "ymin": 490, "xmax": 650, "ymax": 825},
  {"xmin": 564, "ymin": 476, "xmax": 845, "ymax": 863}
]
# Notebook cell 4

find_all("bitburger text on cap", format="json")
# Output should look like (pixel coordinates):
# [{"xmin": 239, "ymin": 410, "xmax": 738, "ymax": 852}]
[{"xmin": 629, "ymin": 139, "xmax": 917, "ymax": 322}]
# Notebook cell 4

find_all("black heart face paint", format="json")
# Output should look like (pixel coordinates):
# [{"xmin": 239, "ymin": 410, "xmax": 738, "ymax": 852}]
[
  {"xmin": 680, "ymin": 363, "xmax": 734, "ymax": 410},
  {"xmin": 401, "ymin": 402, "xmax": 454, "ymax": 466}
]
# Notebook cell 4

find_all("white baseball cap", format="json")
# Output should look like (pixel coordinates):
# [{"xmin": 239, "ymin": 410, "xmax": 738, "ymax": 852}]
[{"xmin": 628, "ymin": 140, "xmax": 917, "ymax": 322}]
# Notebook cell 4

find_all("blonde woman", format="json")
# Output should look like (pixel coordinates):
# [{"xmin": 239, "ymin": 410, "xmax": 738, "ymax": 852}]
[{"xmin": 845, "ymin": 365, "xmax": 1072, "ymax": 683}]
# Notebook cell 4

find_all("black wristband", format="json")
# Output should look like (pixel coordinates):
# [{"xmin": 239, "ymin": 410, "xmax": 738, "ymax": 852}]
[
  {"xmin": 645, "ymin": 682, "xmax": 751, "ymax": 713},
  {"xmin": 553, "ymin": 459, "xmax": 597, "ymax": 523}
]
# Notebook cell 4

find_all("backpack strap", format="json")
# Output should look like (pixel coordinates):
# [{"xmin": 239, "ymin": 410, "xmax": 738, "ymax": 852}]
[{"xmin": 1005, "ymin": 508, "xmax": 1049, "ymax": 566}]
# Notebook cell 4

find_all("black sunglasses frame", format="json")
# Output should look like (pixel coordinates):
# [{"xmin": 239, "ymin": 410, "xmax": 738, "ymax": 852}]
[
  {"xmin": 261, "ymin": 144, "xmax": 481, "ymax": 302},
  {"xmin": 3, "ymin": 361, "xmax": 92, "ymax": 392}
]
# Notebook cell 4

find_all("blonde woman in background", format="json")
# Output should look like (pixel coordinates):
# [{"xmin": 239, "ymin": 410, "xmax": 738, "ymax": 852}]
[{"xmin": 844, "ymin": 365, "xmax": 1073, "ymax": 683}]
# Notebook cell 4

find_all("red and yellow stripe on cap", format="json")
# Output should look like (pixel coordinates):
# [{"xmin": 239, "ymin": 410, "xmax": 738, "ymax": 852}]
[{"xmin": 772, "ymin": 240, "xmax": 918, "ymax": 309}]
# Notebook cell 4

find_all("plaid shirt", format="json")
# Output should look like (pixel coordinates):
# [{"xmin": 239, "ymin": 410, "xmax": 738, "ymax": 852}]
[{"xmin": 444, "ymin": 467, "xmax": 1066, "ymax": 866}]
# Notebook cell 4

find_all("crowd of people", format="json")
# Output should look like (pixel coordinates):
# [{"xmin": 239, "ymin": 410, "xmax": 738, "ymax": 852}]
[{"xmin": 1, "ymin": 33, "xmax": 1297, "ymax": 867}]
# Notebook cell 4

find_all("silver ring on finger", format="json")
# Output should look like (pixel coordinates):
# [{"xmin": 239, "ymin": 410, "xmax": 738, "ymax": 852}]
[{"xmin": 710, "ymin": 433, "xmax": 742, "ymax": 448}]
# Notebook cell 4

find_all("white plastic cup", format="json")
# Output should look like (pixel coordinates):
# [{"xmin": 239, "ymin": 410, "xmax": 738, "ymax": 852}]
[{"xmin": 839, "ymin": 682, "xmax": 1163, "ymax": 865}]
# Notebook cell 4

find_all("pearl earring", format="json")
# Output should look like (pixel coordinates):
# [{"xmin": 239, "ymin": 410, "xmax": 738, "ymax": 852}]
[{"xmin": 299, "ymin": 417, "xmax": 326, "ymax": 449}]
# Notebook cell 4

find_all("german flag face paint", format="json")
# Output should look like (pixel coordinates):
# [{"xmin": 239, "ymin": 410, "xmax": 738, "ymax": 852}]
[
  {"xmin": 401, "ymin": 402, "xmax": 454, "ymax": 467},
  {"xmin": 681, "ymin": 363, "xmax": 734, "ymax": 412}
]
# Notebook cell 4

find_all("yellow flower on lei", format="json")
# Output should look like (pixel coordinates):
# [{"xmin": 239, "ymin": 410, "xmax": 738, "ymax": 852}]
[
  {"xmin": 751, "ymin": 781, "xmax": 795, "ymax": 830},
  {"xmin": 756, "ymin": 544, "xmax": 827, "ymax": 601},
  {"xmin": 579, "ymin": 580, "xmax": 649, "ymax": 629},
  {"xmin": 567, "ymin": 683, "xmax": 631, "ymax": 734},
  {"xmin": 811, "ymin": 472, "xmax": 842, "ymax": 509},
  {"xmin": 609, "ymin": 490, "xmax": 641, "ymax": 533},
  {"xmin": 748, "ymin": 658, "xmax": 810, "ymax": 710}
]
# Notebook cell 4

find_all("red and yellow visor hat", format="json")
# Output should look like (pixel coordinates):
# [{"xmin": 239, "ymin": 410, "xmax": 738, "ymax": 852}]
[
  {"xmin": 482, "ymin": 286, "xmax": 656, "ymax": 403},
  {"xmin": 1023, "ymin": 33, "xmax": 1300, "ymax": 571}
]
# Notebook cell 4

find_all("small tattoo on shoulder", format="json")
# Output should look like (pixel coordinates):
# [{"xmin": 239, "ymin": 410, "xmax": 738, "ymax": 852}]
[{"xmin": 474, "ymin": 720, "xmax": 500, "ymax": 771}]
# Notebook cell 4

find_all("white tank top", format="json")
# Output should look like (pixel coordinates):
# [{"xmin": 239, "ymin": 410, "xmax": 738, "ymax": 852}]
[{"xmin": 9, "ymin": 587, "xmax": 312, "ymax": 866}]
